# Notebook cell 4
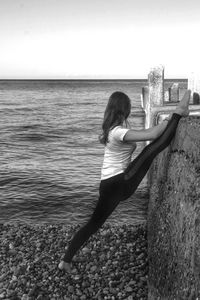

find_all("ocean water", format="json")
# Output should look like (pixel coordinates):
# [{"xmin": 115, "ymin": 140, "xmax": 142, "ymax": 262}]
[{"xmin": 0, "ymin": 79, "xmax": 187, "ymax": 226}]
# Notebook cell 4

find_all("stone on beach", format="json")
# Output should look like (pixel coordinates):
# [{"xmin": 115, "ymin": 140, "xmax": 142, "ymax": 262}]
[{"xmin": 0, "ymin": 222, "xmax": 148, "ymax": 299}]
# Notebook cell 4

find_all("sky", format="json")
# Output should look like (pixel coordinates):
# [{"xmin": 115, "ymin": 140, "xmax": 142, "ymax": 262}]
[{"xmin": 1, "ymin": 0, "xmax": 200, "ymax": 79}]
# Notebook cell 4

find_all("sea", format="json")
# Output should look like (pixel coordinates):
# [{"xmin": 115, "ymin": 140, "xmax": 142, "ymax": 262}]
[{"xmin": 0, "ymin": 79, "xmax": 187, "ymax": 226}]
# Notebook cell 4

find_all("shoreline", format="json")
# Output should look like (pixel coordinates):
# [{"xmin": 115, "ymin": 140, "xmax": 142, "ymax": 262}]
[{"xmin": 0, "ymin": 222, "xmax": 148, "ymax": 300}]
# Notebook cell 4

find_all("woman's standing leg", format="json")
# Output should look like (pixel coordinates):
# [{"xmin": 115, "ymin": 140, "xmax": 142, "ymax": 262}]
[{"xmin": 59, "ymin": 173, "xmax": 124, "ymax": 271}]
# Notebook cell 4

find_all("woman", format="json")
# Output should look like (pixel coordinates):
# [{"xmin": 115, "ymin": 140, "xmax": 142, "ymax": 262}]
[{"xmin": 59, "ymin": 89, "xmax": 191, "ymax": 272}]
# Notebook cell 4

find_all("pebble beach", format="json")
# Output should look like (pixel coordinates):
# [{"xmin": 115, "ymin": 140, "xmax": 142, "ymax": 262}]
[{"xmin": 0, "ymin": 222, "xmax": 148, "ymax": 300}]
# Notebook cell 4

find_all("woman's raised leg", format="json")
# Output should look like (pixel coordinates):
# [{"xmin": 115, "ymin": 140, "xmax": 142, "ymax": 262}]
[{"xmin": 123, "ymin": 89, "xmax": 191, "ymax": 199}]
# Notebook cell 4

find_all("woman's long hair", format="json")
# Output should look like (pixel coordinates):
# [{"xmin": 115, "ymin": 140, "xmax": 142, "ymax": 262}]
[{"xmin": 99, "ymin": 91, "xmax": 131, "ymax": 145}]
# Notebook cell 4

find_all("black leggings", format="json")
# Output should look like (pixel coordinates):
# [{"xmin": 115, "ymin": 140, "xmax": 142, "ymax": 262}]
[{"xmin": 63, "ymin": 113, "xmax": 181, "ymax": 262}]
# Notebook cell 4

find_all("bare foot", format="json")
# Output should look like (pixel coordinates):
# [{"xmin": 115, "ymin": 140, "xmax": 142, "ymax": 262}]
[
  {"xmin": 175, "ymin": 89, "xmax": 191, "ymax": 117},
  {"xmin": 58, "ymin": 260, "xmax": 71, "ymax": 273}
]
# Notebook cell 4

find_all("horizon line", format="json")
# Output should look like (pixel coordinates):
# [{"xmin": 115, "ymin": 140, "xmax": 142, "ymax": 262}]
[{"xmin": 0, "ymin": 78, "xmax": 188, "ymax": 81}]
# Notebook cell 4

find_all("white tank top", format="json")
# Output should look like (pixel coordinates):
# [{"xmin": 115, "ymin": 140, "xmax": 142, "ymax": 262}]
[{"xmin": 101, "ymin": 126, "xmax": 137, "ymax": 180}]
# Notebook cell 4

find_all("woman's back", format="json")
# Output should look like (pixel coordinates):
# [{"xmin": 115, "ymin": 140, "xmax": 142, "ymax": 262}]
[{"xmin": 101, "ymin": 125, "xmax": 136, "ymax": 180}]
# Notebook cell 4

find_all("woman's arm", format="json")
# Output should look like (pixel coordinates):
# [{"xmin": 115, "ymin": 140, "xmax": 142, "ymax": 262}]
[{"xmin": 124, "ymin": 119, "xmax": 169, "ymax": 142}]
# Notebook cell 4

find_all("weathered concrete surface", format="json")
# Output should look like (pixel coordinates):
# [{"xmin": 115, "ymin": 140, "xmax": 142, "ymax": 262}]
[
  {"xmin": 169, "ymin": 83, "xmax": 179, "ymax": 102},
  {"xmin": 148, "ymin": 117, "xmax": 200, "ymax": 300},
  {"xmin": 148, "ymin": 66, "xmax": 164, "ymax": 107}
]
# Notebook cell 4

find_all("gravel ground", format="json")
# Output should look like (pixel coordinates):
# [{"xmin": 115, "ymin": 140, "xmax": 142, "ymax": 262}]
[{"xmin": 0, "ymin": 222, "xmax": 148, "ymax": 300}]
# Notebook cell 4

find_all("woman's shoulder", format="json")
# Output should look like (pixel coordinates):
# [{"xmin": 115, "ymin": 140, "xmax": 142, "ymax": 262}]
[{"xmin": 110, "ymin": 125, "xmax": 130, "ymax": 142}]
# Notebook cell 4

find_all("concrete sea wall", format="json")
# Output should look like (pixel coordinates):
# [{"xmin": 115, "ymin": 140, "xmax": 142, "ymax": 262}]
[{"xmin": 148, "ymin": 116, "xmax": 200, "ymax": 299}]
